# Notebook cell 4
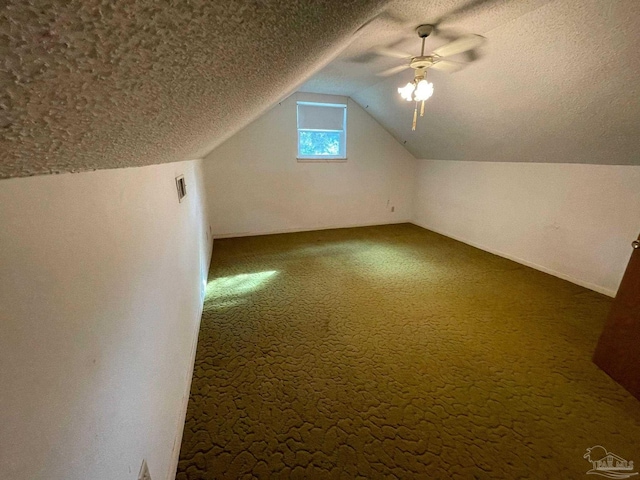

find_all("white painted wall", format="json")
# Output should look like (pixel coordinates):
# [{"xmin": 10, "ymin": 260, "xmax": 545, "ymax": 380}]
[
  {"xmin": 412, "ymin": 160, "xmax": 640, "ymax": 296},
  {"xmin": 0, "ymin": 160, "xmax": 212, "ymax": 480},
  {"xmin": 203, "ymin": 92, "xmax": 415, "ymax": 238}
]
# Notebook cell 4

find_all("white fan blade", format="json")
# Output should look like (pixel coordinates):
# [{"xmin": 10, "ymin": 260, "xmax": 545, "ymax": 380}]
[
  {"xmin": 374, "ymin": 47, "xmax": 413, "ymax": 59},
  {"xmin": 432, "ymin": 34, "xmax": 485, "ymax": 58},
  {"xmin": 377, "ymin": 64, "xmax": 410, "ymax": 77},
  {"xmin": 430, "ymin": 60, "xmax": 466, "ymax": 73}
]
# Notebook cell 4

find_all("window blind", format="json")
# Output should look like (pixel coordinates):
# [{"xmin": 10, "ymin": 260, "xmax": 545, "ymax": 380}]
[{"xmin": 297, "ymin": 104, "xmax": 346, "ymax": 131}]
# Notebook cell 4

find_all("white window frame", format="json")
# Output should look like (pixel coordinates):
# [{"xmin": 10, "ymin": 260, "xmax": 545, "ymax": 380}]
[{"xmin": 296, "ymin": 101, "xmax": 347, "ymax": 161}]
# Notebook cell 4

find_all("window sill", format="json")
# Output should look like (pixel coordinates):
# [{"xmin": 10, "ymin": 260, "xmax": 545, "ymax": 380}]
[{"xmin": 297, "ymin": 157, "xmax": 347, "ymax": 163}]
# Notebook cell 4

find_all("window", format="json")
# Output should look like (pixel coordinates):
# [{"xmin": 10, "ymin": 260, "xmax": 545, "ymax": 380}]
[{"xmin": 297, "ymin": 102, "xmax": 347, "ymax": 160}]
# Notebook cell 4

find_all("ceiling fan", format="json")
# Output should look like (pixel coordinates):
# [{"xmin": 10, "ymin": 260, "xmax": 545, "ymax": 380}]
[{"xmin": 372, "ymin": 24, "xmax": 485, "ymax": 130}]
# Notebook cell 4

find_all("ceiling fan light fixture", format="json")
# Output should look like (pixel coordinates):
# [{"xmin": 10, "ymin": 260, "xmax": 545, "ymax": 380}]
[
  {"xmin": 397, "ymin": 77, "xmax": 433, "ymax": 103},
  {"xmin": 414, "ymin": 79, "xmax": 434, "ymax": 102},
  {"xmin": 398, "ymin": 82, "xmax": 415, "ymax": 101},
  {"xmin": 400, "ymin": 74, "xmax": 434, "ymax": 131},
  {"xmin": 382, "ymin": 24, "xmax": 484, "ymax": 131}
]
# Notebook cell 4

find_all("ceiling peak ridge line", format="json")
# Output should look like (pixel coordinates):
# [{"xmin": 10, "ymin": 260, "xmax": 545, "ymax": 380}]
[
  {"xmin": 347, "ymin": 96, "xmax": 417, "ymax": 159},
  {"xmin": 200, "ymin": 1, "xmax": 391, "ymax": 161},
  {"xmin": 200, "ymin": 41, "xmax": 354, "ymax": 161},
  {"xmin": 354, "ymin": 1, "xmax": 396, "ymax": 34},
  {"xmin": 478, "ymin": 0, "xmax": 556, "ymax": 36}
]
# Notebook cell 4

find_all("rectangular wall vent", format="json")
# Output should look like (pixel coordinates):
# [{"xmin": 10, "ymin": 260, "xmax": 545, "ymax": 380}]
[{"xmin": 175, "ymin": 175, "xmax": 187, "ymax": 202}]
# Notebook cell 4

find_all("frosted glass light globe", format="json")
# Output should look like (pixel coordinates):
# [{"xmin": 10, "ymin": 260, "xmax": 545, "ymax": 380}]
[
  {"xmin": 398, "ymin": 82, "xmax": 416, "ymax": 102},
  {"xmin": 414, "ymin": 79, "xmax": 434, "ymax": 102}
]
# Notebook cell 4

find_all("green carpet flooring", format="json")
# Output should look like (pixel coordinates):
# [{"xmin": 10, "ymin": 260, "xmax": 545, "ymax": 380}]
[{"xmin": 177, "ymin": 223, "xmax": 640, "ymax": 479}]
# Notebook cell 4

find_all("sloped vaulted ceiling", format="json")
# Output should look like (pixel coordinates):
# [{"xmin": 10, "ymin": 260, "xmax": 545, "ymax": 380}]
[
  {"xmin": 4, "ymin": 0, "xmax": 638, "ymax": 178},
  {"xmin": 0, "ymin": 0, "xmax": 385, "ymax": 178},
  {"xmin": 301, "ymin": 0, "xmax": 640, "ymax": 165}
]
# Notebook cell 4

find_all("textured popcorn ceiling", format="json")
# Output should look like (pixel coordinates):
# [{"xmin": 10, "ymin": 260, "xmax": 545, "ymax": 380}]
[
  {"xmin": 4, "ymin": 0, "xmax": 639, "ymax": 178},
  {"xmin": 301, "ymin": 0, "xmax": 640, "ymax": 165},
  {"xmin": 0, "ymin": 0, "xmax": 385, "ymax": 178}
]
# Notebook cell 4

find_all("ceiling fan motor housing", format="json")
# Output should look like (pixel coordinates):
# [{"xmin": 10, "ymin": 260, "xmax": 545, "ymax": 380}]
[
  {"xmin": 416, "ymin": 24, "xmax": 434, "ymax": 38},
  {"xmin": 410, "ymin": 56, "xmax": 434, "ymax": 70}
]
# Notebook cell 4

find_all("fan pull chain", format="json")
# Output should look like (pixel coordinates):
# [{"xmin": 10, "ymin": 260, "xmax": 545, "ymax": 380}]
[
  {"xmin": 420, "ymin": 68, "xmax": 427, "ymax": 117},
  {"xmin": 412, "ymin": 103, "xmax": 418, "ymax": 131},
  {"xmin": 420, "ymin": 69, "xmax": 426, "ymax": 117}
]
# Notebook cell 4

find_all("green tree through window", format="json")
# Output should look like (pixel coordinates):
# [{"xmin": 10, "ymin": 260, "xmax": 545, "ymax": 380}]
[{"xmin": 298, "ymin": 131, "xmax": 341, "ymax": 156}]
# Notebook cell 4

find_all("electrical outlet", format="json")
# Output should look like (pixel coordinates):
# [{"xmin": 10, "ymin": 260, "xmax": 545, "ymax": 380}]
[{"xmin": 138, "ymin": 460, "xmax": 152, "ymax": 480}]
